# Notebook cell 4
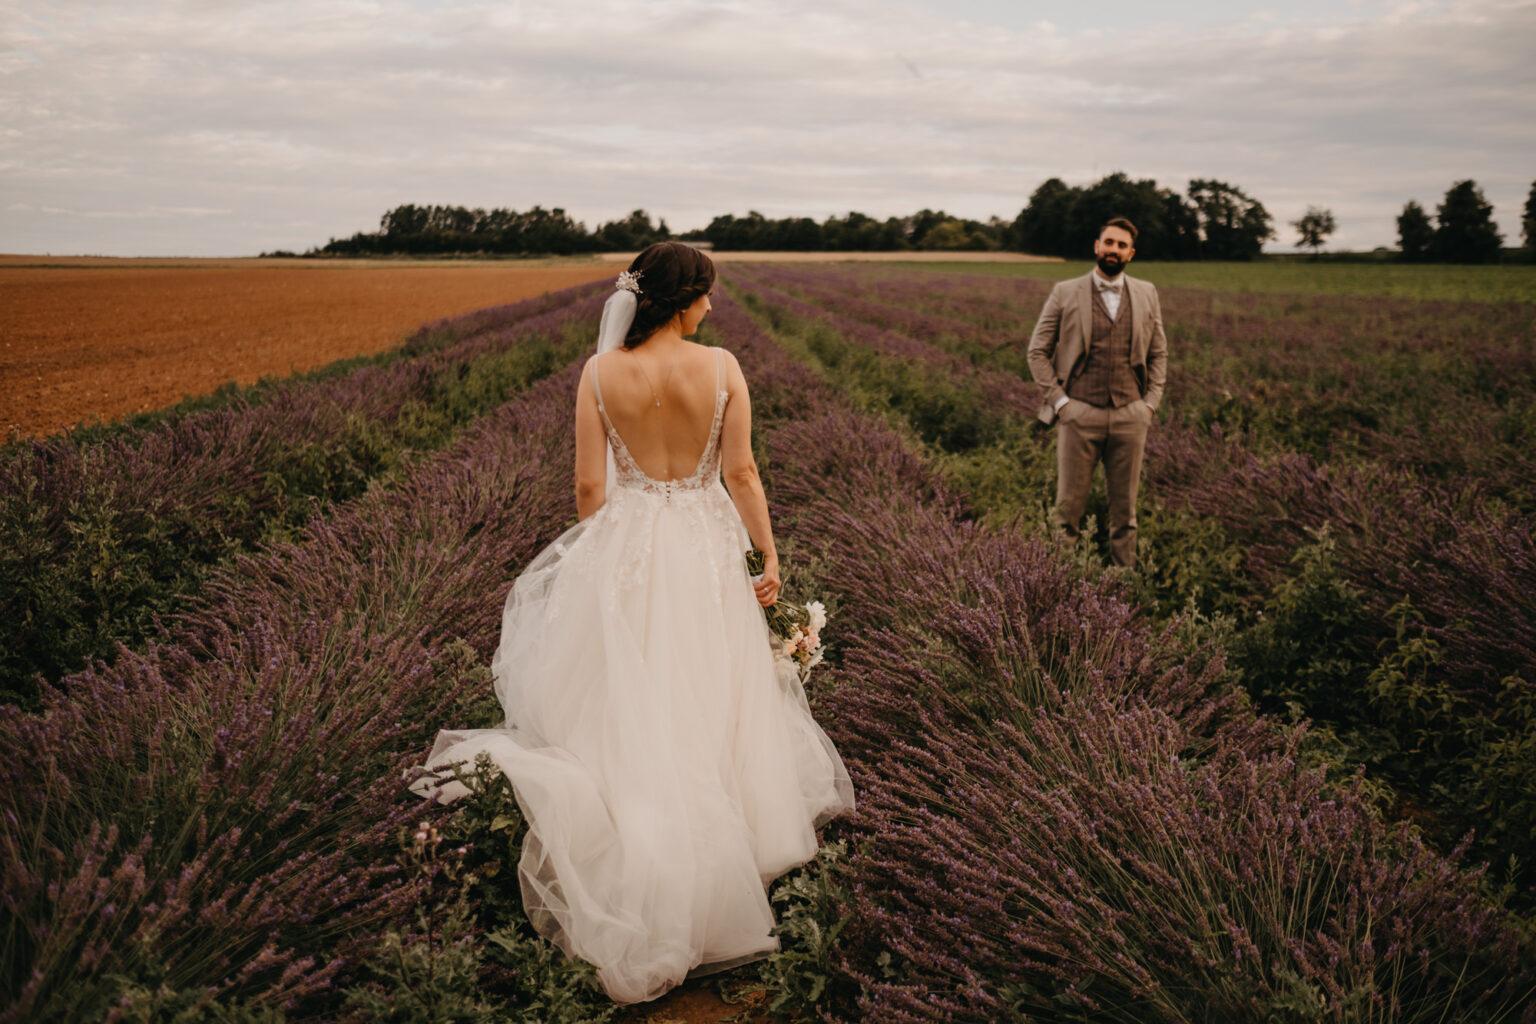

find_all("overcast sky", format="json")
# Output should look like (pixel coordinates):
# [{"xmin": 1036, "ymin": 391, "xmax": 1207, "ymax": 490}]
[{"xmin": 2, "ymin": 0, "xmax": 1532, "ymax": 256}]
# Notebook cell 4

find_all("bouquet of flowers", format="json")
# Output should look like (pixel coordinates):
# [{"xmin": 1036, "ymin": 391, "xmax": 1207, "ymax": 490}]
[{"xmin": 746, "ymin": 548, "xmax": 828, "ymax": 690}]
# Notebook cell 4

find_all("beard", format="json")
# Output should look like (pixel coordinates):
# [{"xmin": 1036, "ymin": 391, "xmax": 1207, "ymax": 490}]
[{"xmin": 1096, "ymin": 254, "xmax": 1125, "ymax": 277}]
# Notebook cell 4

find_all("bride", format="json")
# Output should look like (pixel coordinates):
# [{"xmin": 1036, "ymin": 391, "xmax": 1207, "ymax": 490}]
[{"xmin": 408, "ymin": 241, "xmax": 856, "ymax": 1005}]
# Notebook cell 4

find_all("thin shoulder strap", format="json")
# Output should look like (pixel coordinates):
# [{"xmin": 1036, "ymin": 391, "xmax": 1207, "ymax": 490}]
[
  {"xmin": 714, "ymin": 347, "xmax": 725, "ymax": 393},
  {"xmin": 590, "ymin": 355, "xmax": 613, "ymax": 428}
]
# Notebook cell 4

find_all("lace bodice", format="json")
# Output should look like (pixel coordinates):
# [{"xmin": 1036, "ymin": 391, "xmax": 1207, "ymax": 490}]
[{"xmin": 592, "ymin": 347, "xmax": 729, "ymax": 500}]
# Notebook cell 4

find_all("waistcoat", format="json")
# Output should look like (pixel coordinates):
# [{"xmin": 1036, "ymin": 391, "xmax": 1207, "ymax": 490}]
[{"xmin": 1067, "ymin": 284, "xmax": 1140, "ymax": 408}]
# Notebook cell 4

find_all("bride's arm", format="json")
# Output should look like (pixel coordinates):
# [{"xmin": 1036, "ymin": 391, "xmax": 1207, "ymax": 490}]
[
  {"xmin": 718, "ymin": 351, "xmax": 781, "ymax": 607},
  {"xmin": 574, "ymin": 358, "xmax": 607, "ymax": 520}
]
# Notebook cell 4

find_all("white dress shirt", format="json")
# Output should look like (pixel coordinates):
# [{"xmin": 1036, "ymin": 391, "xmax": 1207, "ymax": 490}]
[{"xmin": 1092, "ymin": 268, "xmax": 1124, "ymax": 320}]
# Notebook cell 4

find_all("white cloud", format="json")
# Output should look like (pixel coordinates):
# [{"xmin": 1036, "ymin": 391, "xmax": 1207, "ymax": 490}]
[{"xmin": 1, "ymin": 0, "xmax": 1532, "ymax": 255}]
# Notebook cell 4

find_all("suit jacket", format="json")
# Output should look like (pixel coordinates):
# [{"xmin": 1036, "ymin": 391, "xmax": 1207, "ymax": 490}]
[{"xmin": 1025, "ymin": 271, "xmax": 1168, "ymax": 426}]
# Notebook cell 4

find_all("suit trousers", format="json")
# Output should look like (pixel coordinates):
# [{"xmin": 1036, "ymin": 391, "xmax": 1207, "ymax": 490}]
[{"xmin": 1050, "ymin": 400, "xmax": 1151, "ymax": 567}]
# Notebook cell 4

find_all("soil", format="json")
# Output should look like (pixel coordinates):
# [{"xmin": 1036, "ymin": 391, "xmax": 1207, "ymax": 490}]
[
  {"xmin": 0, "ymin": 256, "xmax": 616, "ymax": 439},
  {"xmin": 612, "ymin": 970, "xmax": 775, "ymax": 1024},
  {"xmin": 1, "ymin": 250, "xmax": 1058, "ymax": 439}
]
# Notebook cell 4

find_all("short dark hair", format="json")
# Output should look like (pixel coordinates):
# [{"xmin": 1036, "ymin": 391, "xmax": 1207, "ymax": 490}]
[{"xmin": 1100, "ymin": 217, "xmax": 1138, "ymax": 243}]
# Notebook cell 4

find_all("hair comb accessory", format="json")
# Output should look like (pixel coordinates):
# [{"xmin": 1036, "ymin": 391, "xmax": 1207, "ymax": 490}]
[{"xmin": 615, "ymin": 269, "xmax": 643, "ymax": 294}]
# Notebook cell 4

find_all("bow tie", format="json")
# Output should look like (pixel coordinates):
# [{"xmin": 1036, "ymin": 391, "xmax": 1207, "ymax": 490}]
[{"xmin": 1095, "ymin": 275, "xmax": 1123, "ymax": 293}]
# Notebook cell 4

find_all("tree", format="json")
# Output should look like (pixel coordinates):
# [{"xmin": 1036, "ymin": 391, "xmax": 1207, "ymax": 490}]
[
  {"xmin": 1009, "ymin": 178, "xmax": 1078, "ymax": 257},
  {"xmin": 1397, "ymin": 201, "xmax": 1433, "ymax": 262},
  {"xmin": 1186, "ymin": 179, "xmax": 1274, "ymax": 259},
  {"xmin": 773, "ymin": 217, "xmax": 823, "ymax": 251},
  {"xmin": 594, "ymin": 209, "xmax": 670, "ymax": 250},
  {"xmin": 821, "ymin": 212, "xmax": 906, "ymax": 251},
  {"xmin": 702, "ymin": 211, "xmax": 770, "ymax": 250},
  {"xmin": 1522, "ymin": 180, "xmax": 1535, "ymax": 259},
  {"xmin": 919, "ymin": 220, "xmax": 971, "ymax": 250},
  {"xmin": 1067, "ymin": 172, "xmax": 1171, "ymax": 259},
  {"xmin": 1160, "ymin": 189, "xmax": 1203, "ymax": 260},
  {"xmin": 905, "ymin": 209, "xmax": 952, "ymax": 248},
  {"xmin": 1292, "ymin": 206, "xmax": 1337, "ymax": 258},
  {"xmin": 1010, "ymin": 173, "xmax": 1192, "ymax": 259},
  {"xmin": 380, "ymin": 203, "xmax": 429, "ymax": 237},
  {"xmin": 509, "ymin": 206, "xmax": 592, "ymax": 255},
  {"xmin": 1431, "ymin": 179, "xmax": 1502, "ymax": 263}
]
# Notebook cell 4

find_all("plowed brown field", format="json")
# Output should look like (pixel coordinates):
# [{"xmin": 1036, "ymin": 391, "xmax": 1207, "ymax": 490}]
[
  {"xmin": 1, "ymin": 250, "xmax": 1058, "ymax": 440},
  {"xmin": 0, "ymin": 256, "xmax": 616, "ymax": 439}
]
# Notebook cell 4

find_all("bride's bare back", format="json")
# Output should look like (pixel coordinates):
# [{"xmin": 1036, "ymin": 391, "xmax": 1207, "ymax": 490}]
[
  {"xmin": 569, "ymin": 240, "xmax": 776, "ymax": 606},
  {"xmin": 590, "ymin": 340, "xmax": 722, "ymax": 482}
]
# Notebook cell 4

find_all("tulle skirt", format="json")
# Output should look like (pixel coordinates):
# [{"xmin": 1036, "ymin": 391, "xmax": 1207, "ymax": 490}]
[{"xmin": 409, "ymin": 479, "xmax": 855, "ymax": 1004}]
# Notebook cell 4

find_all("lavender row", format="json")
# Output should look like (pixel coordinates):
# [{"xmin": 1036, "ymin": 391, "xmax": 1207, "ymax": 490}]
[
  {"xmin": 732, "ymin": 264, "xmax": 1536, "ymax": 678},
  {"xmin": 8, "ymin": 279, "xmax": 1527, "ymax": 1021},
  {"xmin": 739, "ymin": 259, "xmax": 1536, "ymax": 377},
  {"xmin": 735, "ymin": 262, "xmax": 1536, "ymax": 509},
  {"xmin": 729, "ymin": 267, "xmax": 1536, "ymax": 902},
  {"xmin": 0, "ymin": 348, "xmax": 590, "ymax": 1020},
  {"xmin": 1145, "ymin": 439, "xmax": 1536, "ymax": 856},
  {"xmin": 729, "ymin": 262, "xmax": 1049, "ymax": 364},
  {"xmin": 0, "ymin": 281, "xmax": 607, "ymax": 707},
  {"xmin": 734, "ymin": 274, "xmax": 1038, "ymax": 427},
  {"xmin": 710, "ymin": 290, "xmax": 1536, "ymax": 1022}
]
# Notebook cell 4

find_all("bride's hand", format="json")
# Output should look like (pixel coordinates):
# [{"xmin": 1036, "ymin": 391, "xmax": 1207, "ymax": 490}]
[{"xmin": 753, "ymin": 556, "xmax": 781, "ymax": 607}]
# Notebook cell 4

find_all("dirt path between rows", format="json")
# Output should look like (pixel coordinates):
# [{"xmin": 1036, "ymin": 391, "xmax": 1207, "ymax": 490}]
[{"xmin": 613, "ymin": 973, "xmax": 773, "ymax": 1024}]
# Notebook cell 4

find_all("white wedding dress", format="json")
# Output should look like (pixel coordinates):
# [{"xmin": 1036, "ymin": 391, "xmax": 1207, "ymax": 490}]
[{"xmin": 409, "ymin": 345, "xmax": 856, "ymax": 1004}]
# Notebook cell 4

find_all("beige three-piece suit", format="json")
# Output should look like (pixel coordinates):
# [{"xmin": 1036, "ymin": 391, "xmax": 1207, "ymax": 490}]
[{"xmin": 1026, "ymin": 271, "xmax": 1169, "ymax": 567}]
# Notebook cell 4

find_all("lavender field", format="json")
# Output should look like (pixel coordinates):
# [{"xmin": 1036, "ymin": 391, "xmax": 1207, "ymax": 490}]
[{"xmin": 3, "ymin": 267, "xmax": 1534, "ymax": 1022}]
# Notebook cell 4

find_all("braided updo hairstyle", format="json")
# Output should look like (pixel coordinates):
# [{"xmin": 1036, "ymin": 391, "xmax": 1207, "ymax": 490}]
[{"xmin": 621, "ymin": 241, "xmax": 717, "ymax": 349}]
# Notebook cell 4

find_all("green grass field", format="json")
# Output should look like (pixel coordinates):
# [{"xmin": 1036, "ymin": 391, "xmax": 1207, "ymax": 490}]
[{"xmin": 917, "ymin": 258, "xmax": 1536, "ymax": 303}]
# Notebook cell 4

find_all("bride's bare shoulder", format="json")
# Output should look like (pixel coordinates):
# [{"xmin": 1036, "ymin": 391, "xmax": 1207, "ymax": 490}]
[
  {"xmin": 710, "ymin": 346, "xmax": 747, "ymax": 392},
  {"xmin": 579, "ymin": 351, "xmax": 618, "ymax": 400},
  {"xmin": 679, "ymin": 340, "xmax": 734, "ymax": 375},
  {"xmin": 585, "ymin": 348, "xmax": 631, "ymax": 385},
  {"xmin": 696, "ymin": 342, "xmax": 738, "ymax": 365}
]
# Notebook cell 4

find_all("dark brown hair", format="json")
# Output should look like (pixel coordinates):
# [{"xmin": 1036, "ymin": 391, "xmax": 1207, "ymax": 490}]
[
  {"xmin": 1100, "ymin": 216, "xmax": 1138, "ymax": 242},
  {"xmin": 622, "ymin": 242, "xmax": 717, "ymax": 349}
]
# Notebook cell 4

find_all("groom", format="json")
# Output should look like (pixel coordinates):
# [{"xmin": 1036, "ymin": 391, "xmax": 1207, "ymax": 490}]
[{"xmin": 1026, "ymin": 217, "xmax": 1167, "ymax": 568}]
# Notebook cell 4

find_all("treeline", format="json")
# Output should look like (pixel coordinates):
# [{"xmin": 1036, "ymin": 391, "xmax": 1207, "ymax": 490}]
[
  {"xmin": 1008, "ymin": 174, "xmax": 1276, "ymax": 260},
  {"xmin": 695, "ymin": 175, "xmax": 1278, "ymax": 259},
  {"xmin": 1396, "ymin": 179, "xmax": 1534, "ymax": 263},
  {"xmin": 287, "ymin": 173, "xmax": 1535, "ymax": 261},
  {"xmin": 305, "ymin": 204, "xmax": 1012, "ymax": 257},
  {"xmin": 303, "ymin": 176, "xmax": 1271, "ymax": 260},
  {"xmin": 312, "ymin": 205, "xmax": 672, "ymax": 257},
  {"xmin": 299, "ymin": 173, "xmax": 1274, "ymax": 260},
  {"xmin": 691, "ymin": 209, "xmax": 1009, "ymax": 252}
]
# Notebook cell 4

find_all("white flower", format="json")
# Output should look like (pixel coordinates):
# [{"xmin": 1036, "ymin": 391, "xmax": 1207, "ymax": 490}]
[
  {"xmin": 806, "ymin": 600, "xmax": 827, "ymax": 632},
  {"xmin": 615, "ymin": 269, "xmax": 643, "ymax": 294}
]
